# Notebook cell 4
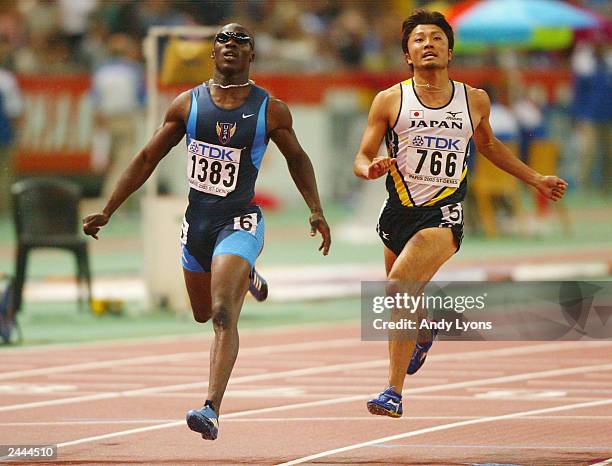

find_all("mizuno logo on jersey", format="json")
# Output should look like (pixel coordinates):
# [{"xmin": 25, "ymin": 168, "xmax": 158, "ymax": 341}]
[
  {"xmin": 446, "ymin": 111, "xmax": 463, "ymax": 121},
  {"xmin": 216, "ymin": 121, "xmax": 237, "ymax": 144},
  {"xmin": 410, "ymin": 120, "xmax": 463, "ymax": 129}
]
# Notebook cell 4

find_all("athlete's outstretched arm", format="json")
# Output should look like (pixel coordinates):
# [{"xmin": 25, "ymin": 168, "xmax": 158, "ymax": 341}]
[
  {"xmin": 353, "ymin": 88, "xmax": 398, "ymax": 180},
  {"xmin": 83, "ymin": 91, "xmax": 190, "ymax": 239},
  {"xmin": 470, "ymin": 88, "xmax": 567, "ymax": 201},
  {"xmin": 267, "ymin": 98, "xmax": 331, "ymax": 255}
]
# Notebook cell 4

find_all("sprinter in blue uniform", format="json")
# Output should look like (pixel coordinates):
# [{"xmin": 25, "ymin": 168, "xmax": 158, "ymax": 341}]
[{"xmin": 83, "ymin": 23, "xmax": 331, "ymax": 441}]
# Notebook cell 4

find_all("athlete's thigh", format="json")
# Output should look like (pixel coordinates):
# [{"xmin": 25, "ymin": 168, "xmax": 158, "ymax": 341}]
[
  {"xmin": 389, "ymin": 227, "xmax": 457, "ymax": 285},
  {"xmin": 210, "ymin": 254, "xmax": 251, "ymax": 311},
  {"xmin": 212, "ymin": 208, "xmax": 265, "ymax": 269},
  {"xmin": 183, "ymin": 268, "xmax": 212, "ymax": 323},
  {"xmin": 384, "ymin": 245, "xmax": 398, "ymax": 277}
]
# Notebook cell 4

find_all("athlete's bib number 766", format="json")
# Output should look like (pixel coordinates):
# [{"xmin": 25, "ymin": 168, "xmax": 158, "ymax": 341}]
[{"xmin": 415, "ymin": 149, "xmax": 458, "ymax": 178}]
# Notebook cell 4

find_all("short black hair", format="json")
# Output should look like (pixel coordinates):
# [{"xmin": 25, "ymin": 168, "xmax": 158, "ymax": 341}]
[{"xmin": 401, "ymin": 10, "xmax": 454, "ymax": 54}]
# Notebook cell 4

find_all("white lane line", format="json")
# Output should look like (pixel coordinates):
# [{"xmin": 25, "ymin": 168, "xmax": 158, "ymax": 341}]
[
  {"xmin": 0, "ymin": 337, "xmax": 358, "ymax": 381},
  {"xmin": 54, "ymin": 394, "xmax": 612, "ymax": 455},
  {"xmin": 592, "ymin": 459, "xmax": 612, "ymax": 466},
  {"xmin": 370, "ymin": 444, "xmax": 612, "ymax": 451},
  {"xmin": 0, "ymin": 358, "xmax": 386, "ymax": 413},
  {"xmin": 0, "ymin": 321, "xmax": 357, "ymax": 354},
  {"xmin": 0, "ymin": 420, "xmax": 176, "ymax": 426},
  {"xmin": 3, "ymin": 338, "xmax": 610, "ymax": 381},
  {"xmin": 2, "ymin": 414, "xmax": 612, "ymax": 428},
  {"xmin": 133, "ymin": 392, "xmax": 603, "ymax": 404},
  {"xmin": 1, "ymin": 341, "xmax": 610, "ymax": 413},
  {"xmin": 0, "ymin": 352, "xmax": 203, "ymax": 381},
  {"xmin": 277, "ymin": 398, "xmax": 612, "ymax": 466},
  {"xmin": 48, "ymin": 359, "xmax": 612, "ymax": 453},
  {"xmin": 527, "ymin": 380, "xmax": 612, "ymax": 387},
  {"xmin": 405, "ymin": 363, "xmax": 612, "ymax": 397}
]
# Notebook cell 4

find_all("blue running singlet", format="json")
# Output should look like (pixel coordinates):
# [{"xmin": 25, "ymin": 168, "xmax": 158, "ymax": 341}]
[{"xmin": 180, "ymin": 82, "xmax": 269, "ymax": 272}]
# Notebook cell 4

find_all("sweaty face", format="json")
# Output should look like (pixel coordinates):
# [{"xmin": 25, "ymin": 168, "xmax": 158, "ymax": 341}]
[
  {"xmin": 406, "ymin": 24, "xmax": 452, "ymax": 70},
  {"xmin": 212, "ymin": 25, "xmax": 254, "ymax": 73}
]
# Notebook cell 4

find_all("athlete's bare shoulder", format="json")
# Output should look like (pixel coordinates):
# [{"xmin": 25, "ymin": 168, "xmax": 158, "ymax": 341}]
[
  {"xmin": 166, "ymin": 90, "xmax": 192, "ymax": 123},
  {"xmin": 266, "ymin": 96, "xmax": 293, "ymax": 134},
  {"xmin": 378, "ymin": 83, "xmax": 402, "ymax": 105},
  {"xmin": 465, "ymin": 84, "xmax": 491, "ymax": 128},
  {"xmin": 267, "ymin": 95, "xmax": 289, "ymax": 116},
  {"xmin": 465, "ymin": 85, "xmax": 490, "ymax": 112},
  {"xmin": 370, "ymin": 83, "xmax": 401, "ymax": 126}
]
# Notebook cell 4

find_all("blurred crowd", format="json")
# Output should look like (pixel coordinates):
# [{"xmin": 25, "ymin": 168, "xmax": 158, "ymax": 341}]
[
  {"xmin": 0, "ymin": 0, "xmax": 418, "ymax": 74},
  {"xmin": 0, "ymin": 0, "xmax": 606, "ymax": 73},
  {"xmin": 0, "ymin": 0, "xmax": 610, "ymax": 231}
]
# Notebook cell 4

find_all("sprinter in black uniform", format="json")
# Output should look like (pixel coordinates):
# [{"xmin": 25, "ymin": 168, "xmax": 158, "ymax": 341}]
[
  {"xmin": 353, "ymin": 10, "xmax": 567, "ymax": 418},
  {"xmin": 83, "ymin": 23, "xmax": 331, "ymax": 440}
]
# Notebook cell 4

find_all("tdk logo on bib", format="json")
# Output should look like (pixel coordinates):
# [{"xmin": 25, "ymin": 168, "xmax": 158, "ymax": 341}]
[
  {"xmin": 412, "ymin": 135, "xmax": 463, "ymax": 151},
  {"xmin": 187, "ymin": 137, "xmax": 243, "ymax": 197},
  {"xmin": 188, "ymin": 140, "xmax": 238, "ymax": 161}
]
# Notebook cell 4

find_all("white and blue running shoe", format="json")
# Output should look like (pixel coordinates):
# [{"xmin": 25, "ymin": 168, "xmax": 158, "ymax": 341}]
[
  {"xmin": 407, "ymin": 328, "xmax": 438, "ymax": 375},
  {"xmin": 186, "ymin": 401, "xmax": 219, "ymax": 440},
  {"xmin": 367, "ymin": 386, "xmax": 403, "ymax": 418}
]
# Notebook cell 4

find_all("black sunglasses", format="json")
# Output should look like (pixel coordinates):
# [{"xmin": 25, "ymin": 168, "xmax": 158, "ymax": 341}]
[{"xmin": 215, "ymin": 31, "xmax": 252, "ymax": 45}]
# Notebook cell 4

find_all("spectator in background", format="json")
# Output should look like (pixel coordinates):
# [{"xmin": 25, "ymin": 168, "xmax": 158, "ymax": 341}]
[
  {"xmin": 0, "ymin": 0, "xmax": 25, "ymax": 45},
  {"xmin": 57, "ymin": 0, "xmax": 98, "ymax": 55},
  {"xmin": 175, "ymin": 0, "xmax": 231, "ymax": 26},
  {"xmin": 572, "ymin": 41, "xmax": 612, "ymax": 195},
  {"xmin": 586, "ymin": 43, "xmax": 611, "ymax": 195},
  {"xmin": 254, "ymin": 2, "xmax": 322, "ymax": 72},
  {"xmin": 91, "ymin": 33, "xmax": 144, "ymax": 205},
  {"xmin": 94, "ymin": 0, "xmax": 141, "ymax": 36},
  {"xmin": 466, "ymin": 84, "xmax": 521, "ymax": 235},
  {"xmin": 42, "ymin": 32, "xmax": 84, "ymax": 74},
  {"xmin": 79, "ymin": 13, "xmax": 111, "ymax": 69},
  {"xmin": 0, "ymin": 34, "xmax": 24, "ymax": 214},
  {"xmin": 488, "ymin": 85, "xmax": 521, "ymax": 144},
  {"xmin": 136, "ymin": 0, "xmax": 192, "ymax": 36},
  {"xmin": 511, "ymin": 84, "xmax": 547, "ymax": 163},
  {"xmin": 332, "ymin": 7, "xmax": 367, "ymax": 68}
]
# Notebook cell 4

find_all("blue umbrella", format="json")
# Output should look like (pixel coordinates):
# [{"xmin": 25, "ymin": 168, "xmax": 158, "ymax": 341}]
[{"xmin": 453, "ymin": 0, "xmax": 600, "ymax": 46}]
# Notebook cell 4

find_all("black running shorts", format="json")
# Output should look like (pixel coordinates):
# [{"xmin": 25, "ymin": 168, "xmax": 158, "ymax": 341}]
[{"xmin": 376, "ymin": 201, "xmax": 464, "ymax": 256}]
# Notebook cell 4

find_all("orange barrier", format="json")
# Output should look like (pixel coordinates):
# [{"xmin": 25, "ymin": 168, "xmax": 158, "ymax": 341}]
[{"xmin": 16, "ymin": 76, "xmax": 93, "ymax": 173}]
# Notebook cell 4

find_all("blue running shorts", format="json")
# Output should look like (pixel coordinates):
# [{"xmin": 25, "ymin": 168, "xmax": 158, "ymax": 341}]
[{"xmin": 180, "ymin": 205, "xmax": 264, "ymax": 273}]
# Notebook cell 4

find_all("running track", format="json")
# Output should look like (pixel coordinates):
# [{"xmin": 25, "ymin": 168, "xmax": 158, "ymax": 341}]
[{"xmin": 1, "ymin": 323, "xmax": 611, "ymax": 465}]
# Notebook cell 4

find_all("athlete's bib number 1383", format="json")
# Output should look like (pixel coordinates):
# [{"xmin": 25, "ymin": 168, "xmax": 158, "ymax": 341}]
[
  {"xmin": 190, "ymin": 156, "xmax": 236, "ymax": 187},
  {"xmin": 187, "ymin": 139, "xmax": 242, "ymax": 197}
]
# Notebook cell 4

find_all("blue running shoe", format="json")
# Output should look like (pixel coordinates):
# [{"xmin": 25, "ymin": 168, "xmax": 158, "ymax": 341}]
[
  {"xmin": 407, "ymin": 327, "xmax": 438, "ymax": 375},
  {"xmin": 186, "ymin": 401, "xmax": 219, "ymax": 440},
  {"xmin": 249, "ymin": 268, "xmax": 268, "ymax": 302},
  {"xmin": 367, "ymin": 386, "xmax": 403, "ymax": 418}
]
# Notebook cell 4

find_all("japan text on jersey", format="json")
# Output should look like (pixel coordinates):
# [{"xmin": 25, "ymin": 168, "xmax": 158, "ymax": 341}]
[{"xmin": 385, "ymin": 79, "xmax": 474, "ymax": 208}]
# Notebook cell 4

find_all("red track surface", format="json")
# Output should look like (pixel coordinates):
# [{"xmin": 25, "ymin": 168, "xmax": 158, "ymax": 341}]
[{"xmin": 1, "ymin": 323, "xmax": 612, "ymax": 465}]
